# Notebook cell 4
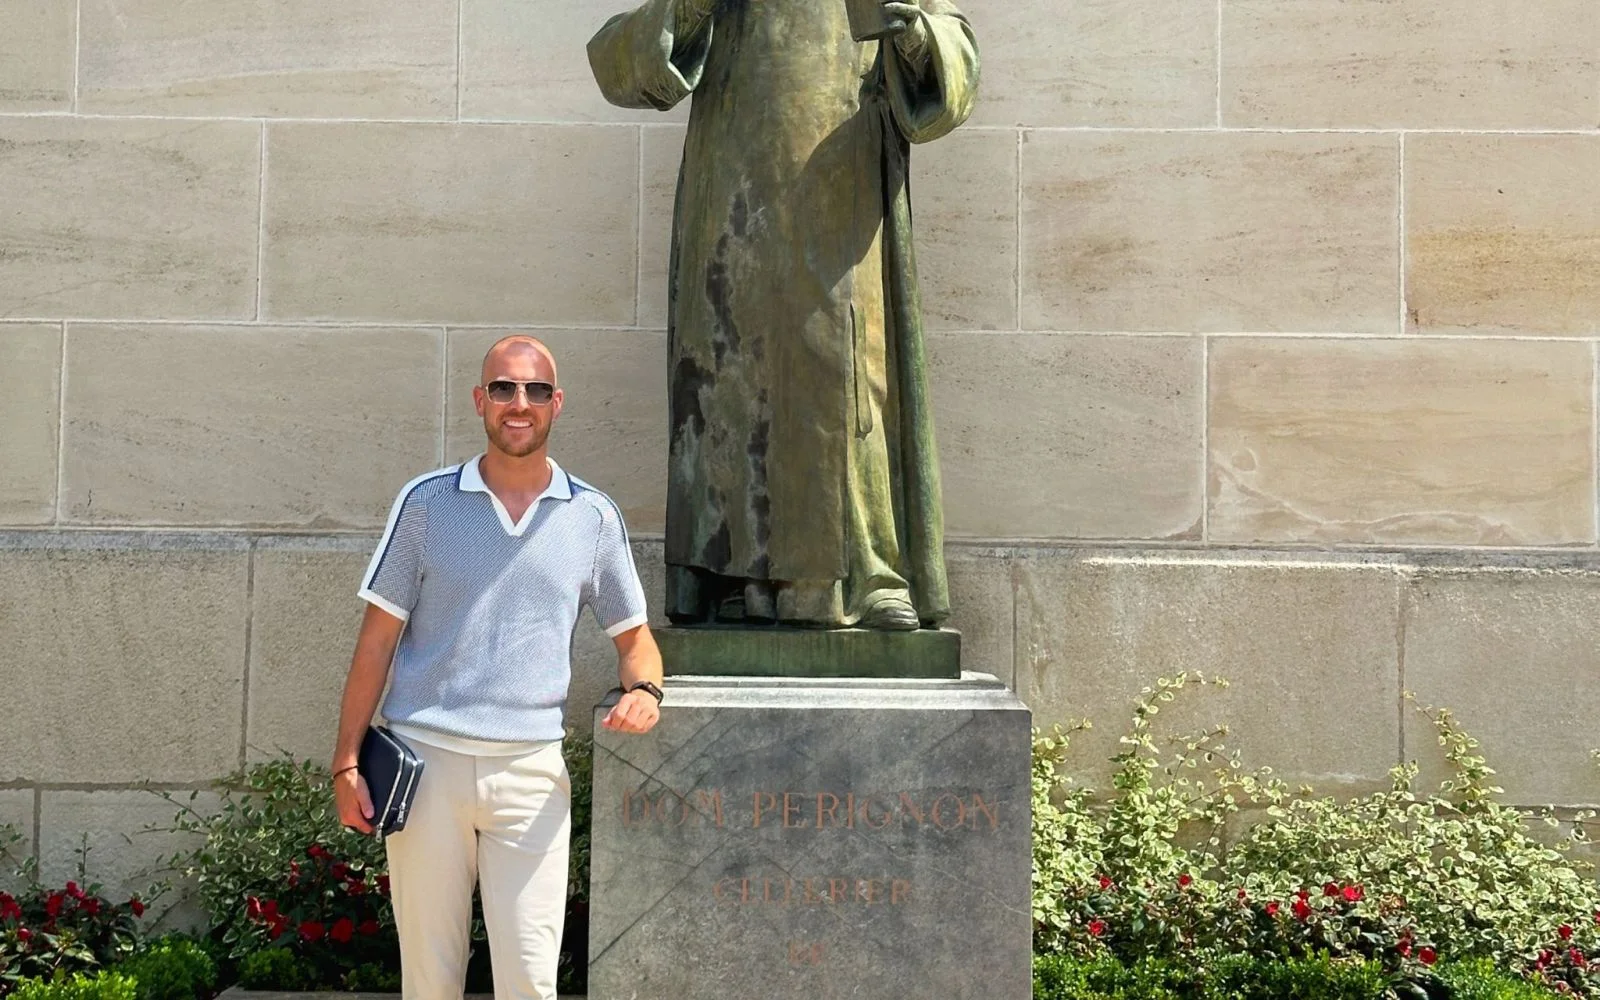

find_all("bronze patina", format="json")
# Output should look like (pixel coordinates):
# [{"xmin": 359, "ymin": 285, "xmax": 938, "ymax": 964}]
[{"xmin": 589, "ymin": 0, "xmax": 978, "ymax": 632}]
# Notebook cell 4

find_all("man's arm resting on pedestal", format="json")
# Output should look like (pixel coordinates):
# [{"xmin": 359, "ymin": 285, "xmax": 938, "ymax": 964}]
[{"xmin": 602, "ymin": 624, "xmax": 664, "ymax": 735}]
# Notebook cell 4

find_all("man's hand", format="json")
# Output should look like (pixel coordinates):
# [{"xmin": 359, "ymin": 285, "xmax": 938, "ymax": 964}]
[
  {"xmin": 883, "ymin": 1, "xmax": 930, "ymax": 61},
  {"xmin": 601, "ymin": 690, "xmax": 660, "ymax": 734},
  {"xmin": 335, "ymin": 769, "xmax": 377, "ymax": 835}
]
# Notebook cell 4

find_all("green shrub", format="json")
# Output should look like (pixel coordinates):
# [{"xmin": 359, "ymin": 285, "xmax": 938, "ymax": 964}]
[
  {"xmin": 1202, "ymin": 953, "xmax": 1389, "ymax": 1000},
  {"xmin": 341, "ymin": 961, "xmax": 401, "ymax": 992},
  {"xmin": 1435, "ymin": 959, "xmax": 1564, "ymax": 1000},
  {"xmin": 1034, "ymin": 953, "xmax": 1392, "ymax": 1000},
  {"xmin": 10, "ymin": 972, "xmax": 137, "ymax": 1000},
  {"xmin": 234, "ymin": 948, "xmax": 313, "ymax": 992},
  {"xmin": 115, "ymin": 939, "xmax": 215, "ymax": 1000},
  {"xmin": 1030, "ymin": 675, "xmax": 1600, "ymax": 997}
]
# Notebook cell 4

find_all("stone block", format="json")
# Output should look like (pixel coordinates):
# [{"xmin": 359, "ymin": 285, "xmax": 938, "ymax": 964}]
[
  {"xmin": 962, "ymin": 0, "xmax": 1216, "ymax": 127},
  {"xmin": 1209, "ymin": 337, "xmax": 1594, "ymax": 546},
  {"xmin": 0, "ymin": 533, "xmax": 247, "ymax": 784},
  {"xmin": 263, "ymin": 123, "xmax": 637, "ymax": 325},
  {"xmin": 62, "ymin": 325, "xmax": 442, "ymax": 528},
  {"xmin": 1408, "ymin": 135, "xmax": 1600, "ymax": 336},
  {"xmin": 1021, "ymin": 131, "xmax": 1399, "ymax": 334},
  {"xmin": 0, "ymin": 119, "xmax": 259, "ymax": 320},
  {"xmin": 0, "ymin": 0, "xmax": 74, "ymax": 111},
  {"xmin": 445, "ymin": 329, "xmax": 666, "ymax": 533},
  {"xmin": 1403, "ymin": 568, "xmax": 1600, "ymax": 806},
  {"xmin": 589, "ymin": 675, "xmax": 1033, "ymax": 1000},
  {"xmin": 0, "ymin": 324, "xmax": 59, "ymax": 524},
  {"xmin": 0, "ymin": 790, "xmax": 35, "ymax": 891},
  {"xmin": 1017, "ymin": 551, "xmax": 1402, "ymax": 796},
  {"xmin": 656, "ymin": 627, "xmax": 961, "ymax": 680},
  {"xmin": 638, "ymin": 126, "xmax": 686, "ymax": 329},
  {"xmin": 913, "ymin": 130, "xmax": 1018, "ymax": 331},
  {"xmin": 461, "ymin": 0, "xmax": 687, "ymax": 123},
  {"xmin": 943, "ymin": 546, "xmax": 1016, "ymax": 689},
  {"xmin": 933, "ymin": 332, "xmax": 1204, "ymax": 540},
  {"xmin": 249, "ymin": 540, "xmax": 374, "ymax": 763},
  {"xmin": 39, "ymin": 790, "xmax": 220, "ymax": 931},
  {"xmin": 78, "ymin": 0, "xmax": 455, "ymax": 117},
  {"xmin": 1223, "ymin": 0, "xmax": 1599, "ymax": 129}
]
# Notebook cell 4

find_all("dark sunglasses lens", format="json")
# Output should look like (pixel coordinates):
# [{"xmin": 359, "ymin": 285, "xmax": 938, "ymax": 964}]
[
  {"xmin": 527, "ymin": 382, "xmax": 554, "ymax": 404},
  {"xmin": 486, "ymin": 381, "xmax": 517, "ymax": 403}
]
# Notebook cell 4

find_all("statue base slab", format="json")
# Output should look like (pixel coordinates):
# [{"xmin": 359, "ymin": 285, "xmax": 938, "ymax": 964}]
[
  {"xmin": 654, "ymin": 625, "xmax": 961, "ymax": 680},
  {"xmin": 587, "ymin": 673, "xmax": 1032, "ymax": 1000}
]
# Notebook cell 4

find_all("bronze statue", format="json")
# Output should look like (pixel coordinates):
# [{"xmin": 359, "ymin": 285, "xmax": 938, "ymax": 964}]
[{"xmin": 589, "ymin": 0, "xmax": 978, "ymax": 631}]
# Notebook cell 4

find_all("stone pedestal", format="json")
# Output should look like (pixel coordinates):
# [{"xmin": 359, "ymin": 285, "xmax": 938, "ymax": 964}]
[{"xmin": 587, "ymin": 673, "xmax": 1033, "ymax": 1000}]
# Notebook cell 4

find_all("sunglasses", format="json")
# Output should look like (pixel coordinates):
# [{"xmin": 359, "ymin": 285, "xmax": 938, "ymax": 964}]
[{"xmin": 481, "ymin": 380, "xmax": 555, "ymax": 405}]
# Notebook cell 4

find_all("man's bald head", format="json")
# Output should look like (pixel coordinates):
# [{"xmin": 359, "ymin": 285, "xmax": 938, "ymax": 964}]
[
  {"xmin": 474, "ymin": 334, "xmax": 564, "ymax": 460},
  {"xmin": 481, "ymin": 334, "xmax": 558, "ymax": 386}
]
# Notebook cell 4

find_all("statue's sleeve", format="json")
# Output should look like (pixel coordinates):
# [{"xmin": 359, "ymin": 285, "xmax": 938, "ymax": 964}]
[
  {"xmin": 587, "ymin": 0, "xmax": 714, "ymax": 112},
  {"xmin": 883, "ymin": 1, "xmax": 979, "ymax": 144}
]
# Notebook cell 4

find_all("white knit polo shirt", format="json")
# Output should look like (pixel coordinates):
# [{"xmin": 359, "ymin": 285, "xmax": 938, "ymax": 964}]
[{"xmin": 357, "ymin": 455, "xmax": 648, "ymax": 749}]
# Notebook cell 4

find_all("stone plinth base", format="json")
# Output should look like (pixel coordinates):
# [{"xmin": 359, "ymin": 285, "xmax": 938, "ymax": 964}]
[
  {"xmin": 654, "ymin": 625, "xmax": 962, "ymax": 679},
  {"xmin": 588, "ymin": 673, "xmax": 1032, "ymax": 1000}
]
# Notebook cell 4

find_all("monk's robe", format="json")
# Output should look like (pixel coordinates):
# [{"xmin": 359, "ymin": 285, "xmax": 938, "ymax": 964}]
[{"xmin": 589, "ymin": 0, "xmax": 978, "ymax": 627}]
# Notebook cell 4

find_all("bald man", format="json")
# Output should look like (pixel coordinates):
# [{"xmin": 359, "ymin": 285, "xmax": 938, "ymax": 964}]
[{"xmin": 332, "ymin": 335, "xmax": 663, "ymax": 1000}]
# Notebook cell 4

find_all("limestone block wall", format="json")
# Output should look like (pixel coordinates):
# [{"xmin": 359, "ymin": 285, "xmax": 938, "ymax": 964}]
[{"xmin": 2, "ymin": 0, "xmax": 1599, "ymax": 903}]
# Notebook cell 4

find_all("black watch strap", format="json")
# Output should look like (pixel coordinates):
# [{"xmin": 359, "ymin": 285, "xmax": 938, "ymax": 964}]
[{"xmin": 628, "ymin": 680, "xmax": 664, "ymax": 703}]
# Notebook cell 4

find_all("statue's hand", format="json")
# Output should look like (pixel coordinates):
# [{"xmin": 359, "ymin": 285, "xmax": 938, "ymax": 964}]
[{"xmin": 882, "ymin": 2, "xmax": 931, "ymax": 63}]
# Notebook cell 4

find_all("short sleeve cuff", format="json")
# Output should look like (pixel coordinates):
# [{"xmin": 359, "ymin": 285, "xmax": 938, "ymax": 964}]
[
  {"xmin": 604, "ymin": 612, "xmax": 649, "ymax": 638},
  {"xmin": 358, "ymin": 588, "xmax": 410, "ymax": 623}
]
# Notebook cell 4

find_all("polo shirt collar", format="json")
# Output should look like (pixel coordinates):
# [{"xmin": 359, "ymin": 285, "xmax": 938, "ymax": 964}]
[{"xmin": 457, "ymin": 454, "xmax": 573, "ymax": 536}]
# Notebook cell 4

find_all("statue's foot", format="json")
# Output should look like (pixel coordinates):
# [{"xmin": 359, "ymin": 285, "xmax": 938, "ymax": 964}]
[{"xmin": 859, "ymin": 592, "xmax": 919, "ymax": 631}]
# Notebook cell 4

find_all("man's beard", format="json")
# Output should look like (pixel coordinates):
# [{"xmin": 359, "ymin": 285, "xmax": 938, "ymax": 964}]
[{"xmin": 487, "ymin": 419, "xmax": 549, "ymax": 458}]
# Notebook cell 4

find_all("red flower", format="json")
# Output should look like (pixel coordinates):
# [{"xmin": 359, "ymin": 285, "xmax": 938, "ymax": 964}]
[
  {"xmin": 1292, "ymin": 899, "xmax": 1311, "ymax": 921},
  {"xmin": 15, "ymin": 927, "xmax": 31, "ymax": 947},
  {"xmin": 377, "ymin": 875, "xmax": 391, "ymax": 896},
  {"xmin": 1571, "ymin": 949, "xmax": 1587, "ymax": 969},
  {"xmin": 268, "ymin": 916, "xmax": 287, "ymax": 940},
  {"xmin": 1178, "ymin": 874, "xmax": 1193, "ymax": 888},
  {"xmin": 1265, "ymin": 901, "xmax": 1281, "ymax": 917},
  {"xmin": 299, "ymin": 920, "xmax": 325, "ymax": 941},
  {"xmin": 65, "ymin": 881, "xmax": 85, "ymax": 901},
  {"xmin": 329, "ymin": 918, "xmax": 354, "ymax": 944},
  {"xmin": 307, "ymin": 844, "xmax": 327, "ymax": 860},
  {"xmin": 128, "ymin": 897, "xmax": 145, "ymax": 917},
  {"xmin": 1342, "ymin": 885, "xmax": 1364, "ymax": 903},
  {"xmin": 1236, "ymin": 888, "xmax": 1248, "ymax": 901},
  {"xmin": 262, "ymin": 899, "xmax": 279, "ymax": 919},
  {"xmin": 1097, "ymin": 875, "xmax": 1113, "ymax": 891},
  {"xmin": 1558, "ymin": 924, "xmax": 1573, "ymax": 941},
  {"xmin": 1087, "ymin": 920, "xmax": 1106, "ymax": 937},
  {"xmin": 347, "ymin": 881, "xmax": 367, "ymax": 897},
  {"xmin": 246, "ymin": 897, "xmax": 263, "ymax": 920},
  {"xmin": 80, "ymin": 898, "xmax": 101, "ymax": 916},
  {"xmin": 0, "ymin": 894, "xmax": 20, "ymax": 921},
  {"xmin": 330, "ymin": 862, "xmax": 349, "ymax": 881},
  {"xmin": 1322, "ymin": 882, "xmax": 1340, "ymax": 898},
  {"xmin": 1418, "ymin": 947, "xmax": 1437, "ymax": 967},
  {"xmin": 1538, "ymin": 951, "xmax": 1555, "ymax": 970},
  {"xmin": 1396, "ymin": 940, "xmax": 1412, "ymax": 958},
  {"xmin": 1295, "ymin": 888, "xmax": 1310, "ymax": 901},
  {"xmin": 44, "ymin": 893, "xmax": 64, "ymax": 918},
  {"xmin": 358, "ymin": 919, "xmax": 381, "ymax": 936}
]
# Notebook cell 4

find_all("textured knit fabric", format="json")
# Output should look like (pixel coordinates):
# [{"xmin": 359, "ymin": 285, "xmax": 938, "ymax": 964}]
[{"xmin": 359, "ymin": 455, "xmax": 649, "ymax": 743}]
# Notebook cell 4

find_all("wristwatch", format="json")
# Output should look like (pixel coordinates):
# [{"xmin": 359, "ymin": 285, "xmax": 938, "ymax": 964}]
[{"xmin": 628, "ymin": 680, "xmax": 665, "ymax": 704}]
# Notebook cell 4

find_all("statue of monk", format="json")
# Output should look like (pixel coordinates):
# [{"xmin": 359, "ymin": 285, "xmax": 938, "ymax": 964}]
[{"xmin": 589, "ymin": 0, "xmax": 978, "ymax": 631}]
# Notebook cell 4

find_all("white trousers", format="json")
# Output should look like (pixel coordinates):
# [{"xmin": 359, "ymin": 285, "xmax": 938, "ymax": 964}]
[{"xmin": 384, "ymin": 740, "xmax": 571, "ymax": 1000}]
